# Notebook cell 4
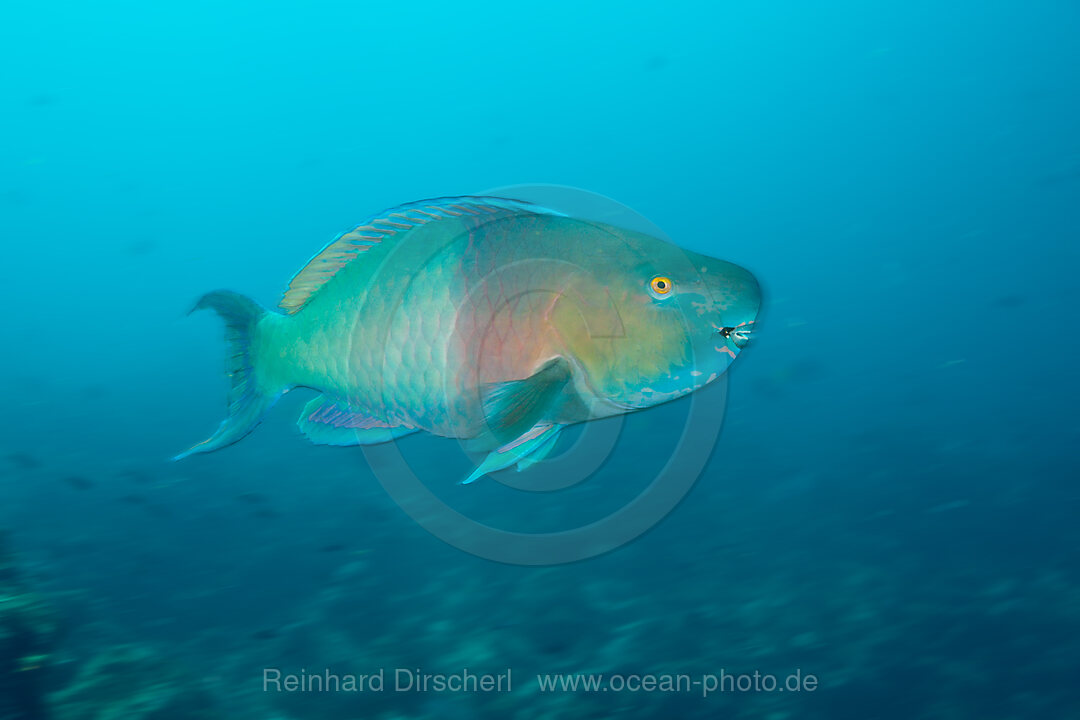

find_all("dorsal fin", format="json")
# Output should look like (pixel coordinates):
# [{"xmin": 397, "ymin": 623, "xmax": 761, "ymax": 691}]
[{"xmin": 279, "ymin": 196, "xmax": 561, "ymax": 314}]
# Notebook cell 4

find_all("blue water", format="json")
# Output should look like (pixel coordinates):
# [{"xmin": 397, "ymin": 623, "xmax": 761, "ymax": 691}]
[{"xmin": 1, "ymin": 1, "xmax": 1078, "ymax": 718}]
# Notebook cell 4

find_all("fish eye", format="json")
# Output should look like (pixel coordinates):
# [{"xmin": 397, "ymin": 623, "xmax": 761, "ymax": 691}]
[{"xmin": 649, "ymin": 275, "xmax": 673, "ymax": 296}]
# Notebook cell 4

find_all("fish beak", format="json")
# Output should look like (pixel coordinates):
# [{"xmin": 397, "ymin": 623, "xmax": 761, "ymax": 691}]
[{"xmin": 715, "ymin": 320, "xmax": 755, "ymax": 350}]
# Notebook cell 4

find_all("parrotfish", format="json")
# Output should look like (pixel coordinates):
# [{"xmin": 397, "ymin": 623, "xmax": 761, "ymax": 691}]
[{"xmin": 177, "ymin": 196, "xmax": 761, "ymax": 482}]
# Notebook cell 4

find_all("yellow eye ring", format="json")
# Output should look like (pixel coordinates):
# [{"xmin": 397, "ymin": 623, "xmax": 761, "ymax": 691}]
[{"xmin": 650, "ymin": 275, "xmax": 673, "ymax": 295}]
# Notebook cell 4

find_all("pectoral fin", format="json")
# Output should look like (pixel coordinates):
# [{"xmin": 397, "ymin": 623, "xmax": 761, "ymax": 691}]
[
  {"xmin": 463, "ymin": 423, "xmax": 563, "ymax": 484},
  {"xmin": 480, "ymin": 357, "xmax": 572, "ymax": 442}
]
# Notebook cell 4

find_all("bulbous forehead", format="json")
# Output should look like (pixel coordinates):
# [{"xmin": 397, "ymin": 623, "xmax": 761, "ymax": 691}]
[
  {"xmin": 591, "ymin": 227, "xmax": 714, "ymax": 282},
  {"xmin": 689, "ymin": 252, "xmax": 761, "ymax": 312},
  {"xmin": 597, "ymin": 231, "xmax": 759, "ymax": 308}
]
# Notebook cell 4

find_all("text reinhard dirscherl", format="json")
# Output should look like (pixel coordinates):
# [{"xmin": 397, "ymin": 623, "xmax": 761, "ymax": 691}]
[
  {"xmin": 264, "ymin": 668, "xmax": 511, "ymax": 694},
  {"xmin": 262, "ymin": 668, "xmax": 820, "ymax": 697}
]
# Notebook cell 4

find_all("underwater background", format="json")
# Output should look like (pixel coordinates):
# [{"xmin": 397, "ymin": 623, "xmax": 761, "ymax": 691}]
[{"xmin": 2, "ymin": 1, "xmax": 1078, "ymax": 718}]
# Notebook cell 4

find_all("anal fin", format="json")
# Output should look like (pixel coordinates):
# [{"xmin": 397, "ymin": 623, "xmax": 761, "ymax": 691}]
[{"xmin": 298, "ymin": 395, "xmax": 417, "ymax": 446}]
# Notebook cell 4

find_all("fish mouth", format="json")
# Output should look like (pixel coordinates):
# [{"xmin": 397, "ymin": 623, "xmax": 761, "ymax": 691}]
[{"xmin": 714, "ymin": 320, "xmax": 755, "ymax": 349}]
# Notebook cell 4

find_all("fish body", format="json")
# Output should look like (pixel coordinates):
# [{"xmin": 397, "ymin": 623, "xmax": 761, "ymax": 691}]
[{"xmin": 178, "ymin": 196, "xmax": 761, "ymax": 481}]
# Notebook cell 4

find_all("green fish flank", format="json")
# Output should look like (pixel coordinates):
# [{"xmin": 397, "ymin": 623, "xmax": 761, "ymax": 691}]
[{"xmin": 175, "ymin": 196, "xmax": 762, "ymax": 481}]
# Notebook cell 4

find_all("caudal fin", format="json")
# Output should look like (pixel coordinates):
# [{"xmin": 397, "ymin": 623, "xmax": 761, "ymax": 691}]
[{"xmin": 173, "ymin": 291, "xmax": 281, "ymax": 460}]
